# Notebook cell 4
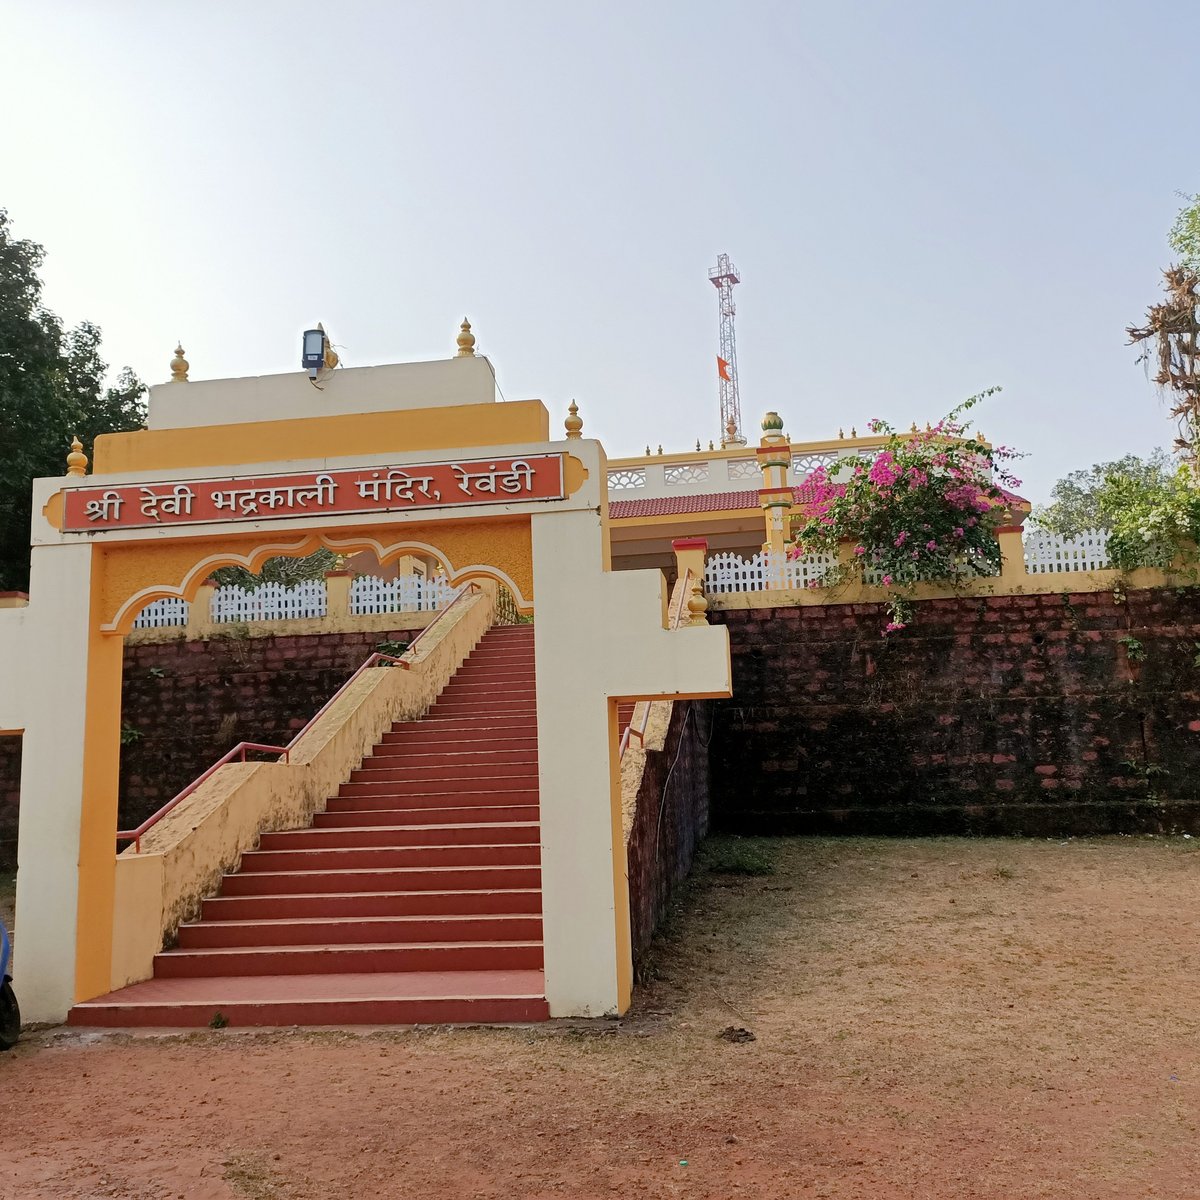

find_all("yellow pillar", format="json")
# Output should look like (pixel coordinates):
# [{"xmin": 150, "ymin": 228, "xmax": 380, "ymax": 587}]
[
  {"xmin": 185, "ymin": 579, "xmax": 217, "ymax": 638},
  {"xmin": 996, "ymin": 525, "xmax": 1027, "ymax": 586},
  {"xmin": 325, "ymin": 569, "xmax": 353, "ymax": 621},
  {"xmin": 757, "ymin": 411, "xmax": 793, "ymax": 556},
  {"xmin": 671, "ymin": 538, "xmax": 709, "ymax": 626}
]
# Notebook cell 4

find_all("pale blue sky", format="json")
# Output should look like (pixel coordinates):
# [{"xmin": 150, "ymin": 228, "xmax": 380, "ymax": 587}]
[{"xmin": 2, "ymin": 1, "xmax": 1196, "ymax": 500}]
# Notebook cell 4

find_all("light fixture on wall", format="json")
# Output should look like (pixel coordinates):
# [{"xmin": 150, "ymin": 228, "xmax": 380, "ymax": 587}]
[{"xmin": 302, "ymin": 323, "xmax": 339, "ymax": 383}]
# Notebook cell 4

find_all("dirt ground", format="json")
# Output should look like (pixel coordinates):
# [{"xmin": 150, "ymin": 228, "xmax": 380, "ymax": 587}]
[{"xmin": 3, "ymin": 836, "xmax": 1199, "ymax": 1200}]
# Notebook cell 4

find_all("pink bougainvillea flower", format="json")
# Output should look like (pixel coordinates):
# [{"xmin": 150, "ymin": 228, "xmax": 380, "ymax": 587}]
[
  {"xmin": 926, "ymin": 540, "xmax": 938, "ymax": 551},
  {"xmin": 853, "ymin": 545, "xmax": 866, "ymax": 555},
  {"xmin": 882, "ymin": 574, "xmax": 893, "ymax": 586},
  {"xmin": 894, "ymin": 530, "xmax": 909, "ymax": 546},
  {"xmin": 953, "ymin": 527, "xmax": 964, "ymax": 538}
]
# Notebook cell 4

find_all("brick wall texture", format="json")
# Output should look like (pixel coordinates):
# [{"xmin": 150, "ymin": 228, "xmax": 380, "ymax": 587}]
[
  {"xmin": 625, "ymin": 700, "xmax": 711, "ymax": 971},
  {"xmin": 710, "ymin": 587, "xmax": 1200, "ymax": 836}
]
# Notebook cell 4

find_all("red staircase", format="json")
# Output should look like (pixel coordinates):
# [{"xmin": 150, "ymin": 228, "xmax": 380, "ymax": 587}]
[{"xmin": 71, "ymin": 625, "xmax": 548, "ymax": 1028}]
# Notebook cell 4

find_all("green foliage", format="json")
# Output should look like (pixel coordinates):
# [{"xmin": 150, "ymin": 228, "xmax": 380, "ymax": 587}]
[
  {"xmin": 0, "ymin": 209, "xmax": 146, "ymax": 590},
  {"xmin": 210, "ymin": 548, "xmax": 337, "ymax": 590},
  {"xmin": 1169, "ymin": 192, "xmax": 1200, "ymax": 272},
  {"xmin": 119, "ymin": 723, "xmax": 142, "ymax": 745},
  {"xmin": 375, "ymin": 639, "xmax": 409, "ymax": 658},
  {"xmin": 701, "ymin": 836, "xmax": 775, "ymax": 876},
  {"xmin": 1032, "ymin": 451, "xmax": 1175, "ymax": 537},
  {"xmin": 208, "ymin": 1011, "xmax": 229, "ymax": 1029},
  {"xmin": 1102, "ymin": 463, "xmax": 1200, "ymax": 570},
  {"xmin": 789, "ymin": 390, "xmax": 1018, "ymax": 633},
  {"xmin": 1118, "ymin": 635, "xmax": 1146, "ymax": 663}
]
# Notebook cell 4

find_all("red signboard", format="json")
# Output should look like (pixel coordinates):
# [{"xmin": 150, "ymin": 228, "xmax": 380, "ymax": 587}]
[{"xmin": 62, "ymin": 454, "xmax": 566, "ymax": 532}]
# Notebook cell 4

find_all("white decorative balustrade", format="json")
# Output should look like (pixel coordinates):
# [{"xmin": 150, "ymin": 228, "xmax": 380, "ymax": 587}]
[
  {"xmin": 705, "ymin": 550, "xmax": 838, "ymax": 593},
  {"xmin": 1023, "ymin": 529, "xmax": 1112, "ymax": 574},
  {"xmin": 664, "ymin": 462, "xmax": 710, "ymax": 486},
  {"xmin": 132, "ymin": 598, "xmax": 190, "ymax": 629},
  {"xmin": 350, "ymin": 574, "xmax": 458, "ymax": 614},
  {"xmin": 211, "ymin": 579, "xmax": 328, "ymax": 623},
  {"xmin": 606, "ymin": 467, "xmax": 647, "ymax": 492}
]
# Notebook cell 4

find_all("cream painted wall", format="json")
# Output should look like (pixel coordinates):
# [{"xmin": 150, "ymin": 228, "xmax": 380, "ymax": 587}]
[
  {"xmin": 147, "ymin": 356, "xmax": 499, "ymax": 430},
  {"xmin": 0, "ymin": 608, "xmax": 27, "ymax": 730},
  {"xmin": 12, "ymin": 543, "xmax": 95, "ymax": 1021},
  {"xmin": 531, "ymin": 505, "xmax": 731, "ymax": 1017}
]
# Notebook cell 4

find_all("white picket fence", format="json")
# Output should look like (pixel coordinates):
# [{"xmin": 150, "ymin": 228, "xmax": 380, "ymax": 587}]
[
  {"xmin": 211, "ymin": 580, "xmax": 328, "ymax": 623},
  {"xmin": 704, "ymin": 550, "xmax": 839, "ymax": 593},
  {"xmin": 132, "ymin": 574, "xmax": 459, "ymax": 628},
  {"xmin": 350, "ymin": 574, "xmax": 458, "ymax": 614},
  {"xmin": 131, "ymin": 597, "xmax": 190, "ymax": 628},
  {"xmin": 1023, "ymin": 529, "xmax": 1111, "ymax": 574}
]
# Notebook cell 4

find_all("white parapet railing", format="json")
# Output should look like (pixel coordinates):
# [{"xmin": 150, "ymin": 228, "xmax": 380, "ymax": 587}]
[
  {"xmin": 350, "ymin": 574, "xmax": 458, "ymax": 614},
  {"xmin": 1023, "ymin": 529, "xmax": 1112, "ymax": 574},
  {"xmin": 705, "ymin": 550, "xmax": 838, "ymax": 593},
  {"xmin": 211, "ymin": 579, "xmax": 328, "ymax": 623},
  {"xmin": 131, "ymin": 597, "xmax": 190, "ymax": 629},
  {"xmin": 132, "ymin": 574, "xmax": 464, "ymax": 629}
]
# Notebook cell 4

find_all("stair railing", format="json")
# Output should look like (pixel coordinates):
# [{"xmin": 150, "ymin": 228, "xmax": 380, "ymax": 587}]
[
  {"xmin": 617, "ymin": 569, "xmax": 691, "ymax": 760},
  {"xmin": 117, "ymin": 581, "xmax": 483, "ymax": 853}
]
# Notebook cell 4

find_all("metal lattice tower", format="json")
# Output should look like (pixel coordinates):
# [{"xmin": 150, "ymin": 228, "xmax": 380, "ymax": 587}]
[{"xmin": 709, "ymin": 253, "xmax": 745, "ymax": 447}]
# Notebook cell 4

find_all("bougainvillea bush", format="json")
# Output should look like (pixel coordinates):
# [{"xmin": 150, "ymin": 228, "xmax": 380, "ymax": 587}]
[{"xmin": 789, "ymin": 391, "xmax": 1023, "ymax": 633}]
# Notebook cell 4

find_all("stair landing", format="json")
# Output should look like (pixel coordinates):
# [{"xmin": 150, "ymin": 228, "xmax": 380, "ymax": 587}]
[{"xmin": 70, "ymin": 624, "xmax": 548, "ymax": 1029}]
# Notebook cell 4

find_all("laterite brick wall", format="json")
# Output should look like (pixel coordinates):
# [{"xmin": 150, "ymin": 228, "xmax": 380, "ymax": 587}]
[
  {"xmin": 710, "ymin": 587, "xmax": 1200, "ymax": 835},
  {"xmin": 626, "ymin": 700, "xmax": 712, "ymax": 972}
]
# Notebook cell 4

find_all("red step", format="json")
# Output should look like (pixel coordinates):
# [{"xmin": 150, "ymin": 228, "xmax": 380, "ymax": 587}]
[
  {"xmin": 313, "ymin": 805, "xmax": 540, "ymax": 828},
  {"xmin": 219, "ymin": 864, "xmax": 541, "ymax": 895},
  {"xmin": 258, "ymin": 823, "xmax": 540, "ymax": 850},
  {"xmin": 348, "ymin": 761, "xmax": 537, "ymax": 784},
  {"xmin": 238, "ymin": 843, "xmax": 540, "ymax": 872},
  {"xmin": 201, "ymin": 888, "xmax": 543, "ymax": 922},
  {"xmin": 177, "ymin": 913, "xmax": 543, "ymax": 949},
  {"xmin": 154, "ymin": 940, "xmax": 543, "ymax": 978},
  {"xmin": 69, "ymin": 971, "xmax": 549, "ymax": 1028}
]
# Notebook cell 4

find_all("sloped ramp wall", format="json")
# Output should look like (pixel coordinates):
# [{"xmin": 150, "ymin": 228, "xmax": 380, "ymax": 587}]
[{"xmin": 624, "ymin": 700, "xmax": 712, "ymax": 971}]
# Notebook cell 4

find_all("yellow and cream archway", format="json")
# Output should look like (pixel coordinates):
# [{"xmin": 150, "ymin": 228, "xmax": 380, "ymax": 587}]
[{"xmin": 3, "ymin": 368, "xmax": 730, "ymax": 1023}]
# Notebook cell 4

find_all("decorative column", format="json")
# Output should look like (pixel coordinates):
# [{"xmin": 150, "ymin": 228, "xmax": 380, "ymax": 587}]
[
  {"xmin": 185, "ymin": 579, "xmax": 218, "ymax": 638},
  {"xmin": 757, "ymin": 412, "xmax": 793, "ymax": 556},
  {"xmin": 671, "ymin": 538, "xmax": 709, "ymax": 626},
  {"xmin": 324, "ymin": 569, "xmax": 354, "ymax": 624}
]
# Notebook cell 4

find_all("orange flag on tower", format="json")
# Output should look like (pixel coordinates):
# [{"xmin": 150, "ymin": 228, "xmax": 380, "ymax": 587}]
[{"xmin": 717, "ymin": 356, "xmax": 731, "ymax": 381}]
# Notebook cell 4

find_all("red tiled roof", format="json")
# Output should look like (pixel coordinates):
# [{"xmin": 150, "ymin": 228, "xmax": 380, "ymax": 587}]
[{"xmin": 608, "ymin": 482, "xmax": 1028, "ymax": 521}]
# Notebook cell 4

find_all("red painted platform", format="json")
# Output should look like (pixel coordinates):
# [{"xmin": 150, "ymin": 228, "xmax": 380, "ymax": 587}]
[{"xmin": 70, "ymin": 624, "xmax": 548, "ymax": 1030}]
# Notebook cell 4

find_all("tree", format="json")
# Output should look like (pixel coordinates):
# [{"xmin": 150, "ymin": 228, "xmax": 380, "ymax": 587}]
[
  {"xmin": 1128, "ymin": 195, "xmax": 1200, "ymax": 472},
  {"xmin": 1169, "ymin": 192, "xmax": 1200, "ymax": 272},
  {"xmin": 0, "ymin": 209, "xmax": 146, "ymax": 590},
  {"xmin": 1032, "ymin": 451, "xmax": 1175, "ymax": 536}
]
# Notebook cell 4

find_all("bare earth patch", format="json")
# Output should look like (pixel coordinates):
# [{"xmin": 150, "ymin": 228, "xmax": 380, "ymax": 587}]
[{"xmin": 2, "ymin": 837, "xmax": 1199, "ymax": 1199}]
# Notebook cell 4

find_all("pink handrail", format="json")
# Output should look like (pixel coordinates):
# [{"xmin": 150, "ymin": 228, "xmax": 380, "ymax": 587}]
[
  {"xmin": 117, "ymin": 580, "xmax": 483, "ymax": 853},
  {"xmin": 617, "ymin": 569, "xmax": 693, "ymax": 760}
]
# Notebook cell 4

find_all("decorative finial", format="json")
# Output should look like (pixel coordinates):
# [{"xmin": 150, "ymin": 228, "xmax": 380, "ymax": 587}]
[
  {"xmin": 976, "ymin": 430, "xmax": 985, "ymax": 441},
  {"xmin": 838, "ymin": 428, "xmax": 844, "ymax": 439},
  {"xmin": 645, "ymin": 445, "xmax": 651, "ymax": 456},
  {"xmin": 170, "ymin": 343, "xmax": 189, "ymax": 383},
  {"xmin": 66, "ymin": 435, "xmax": 88, "ymax": 477},
  {"xmin": 696, "ymin": 439, "xmax": 701, "ymax": 452},
  {"xmin": 657, "ymin": 444, "xmax": 664, "ymax": 455},
  {"xmin": 761, "ymin": 411, "xmax": 784, "ymax": 433},
  {"xmin": 726, "ymin": 417, "xmax": 737, "ymax": 441},
  {"xmin": 925, "ymin": 421, "xmax": 932, "ymax": 431},
  {"xmin": 456, "ymin": 317, "xmax": 476, "ymax": 358},
  {"xmin": 708, "ymin": 440, "xmax": 715, "ymax": 451},
  {"xmin": 850, "ymin": 426, "xmax": 857, "ymax": 438},
  {"xmin": 564, "ymin": 400, "xmax": 583, "ymax": 439},
  {"xmin": 910, "ymin": 421, "xmax": 918, "ymax": 433}
]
